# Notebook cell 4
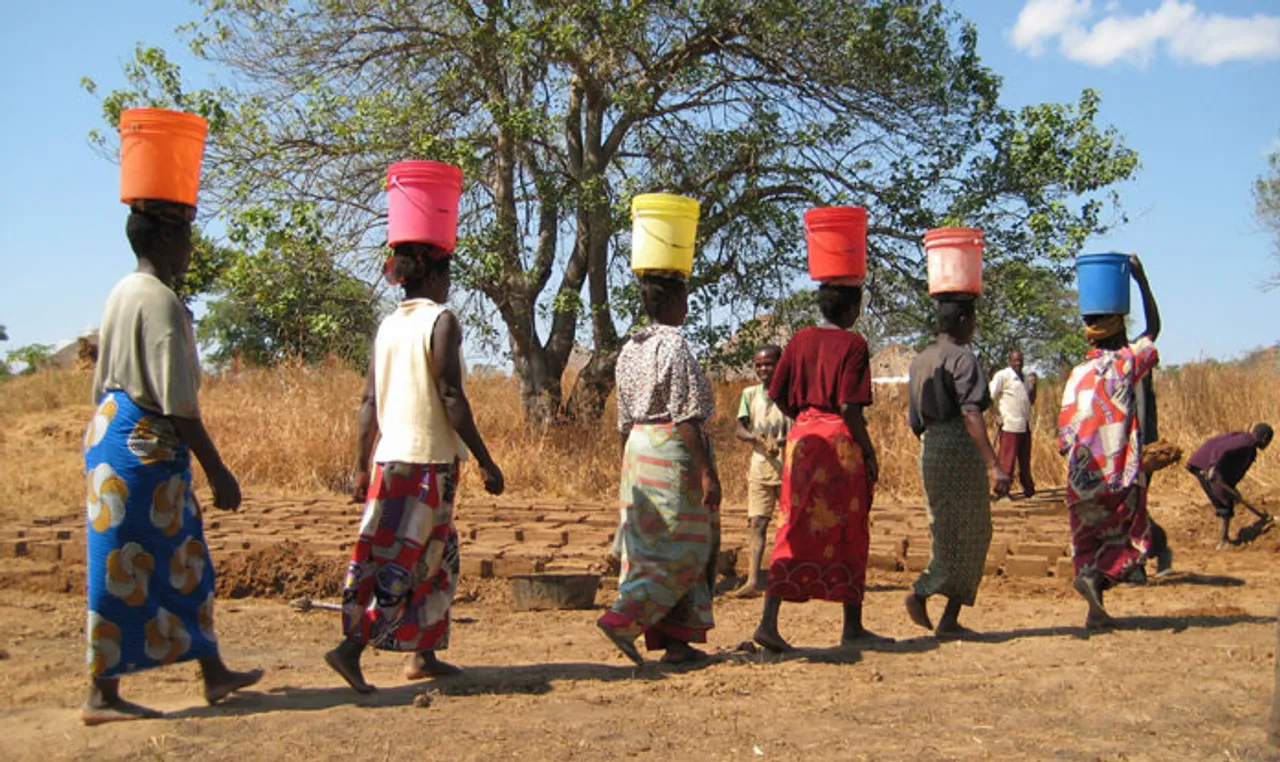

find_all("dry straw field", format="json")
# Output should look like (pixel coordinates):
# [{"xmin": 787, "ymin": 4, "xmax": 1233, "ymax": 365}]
[{"xmin": 1, "ymin": 351, "xmax": 1276, "ymax": 522}]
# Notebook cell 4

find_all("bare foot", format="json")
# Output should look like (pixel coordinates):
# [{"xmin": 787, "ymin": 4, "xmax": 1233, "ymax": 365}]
[
  {"xmin": 1073, "ymin": 574, "xmax": 1118, "ymax": 631},
  {"xmin": 203, "ymin": 668, "xmax": 264, "ymax": 705},
  {"xmin": 597, "ymin": 621, "xmax": 644, "ymax": 666},
  {"xmin": 840, "ymin": 629, "xmax": 896, "ymax": 647},
  {"xmin": 1085, "ymin": 612, "xmax": 1117, "ymax": 631},
  {"xmin": 405, "ymin": 652, "xmax": 462, "ymax": 680},
  {"xmin": 935, "ymin": 624, "xmax": 980, "ymax": 641},
  {"xmin": 80, "ymin": 698, "xmax": 163, "ymax": 726},
  {"xmin": 731, "ymin": 581, "xmax": 763, "ymax": 599},
  {"xmin": 660, "ymin": 642, "xmax": 708, "ymax": 664},
  {"xmin": 752, "ymin": 625, "xmax": 794, "ymax": 653},
  {"xmin": 324, "ymin": 648, "xmax": 376, "ymax": 694},
  {"xmin": 904, "ymin": 594, "xmax": 933, "ymax": 631}
]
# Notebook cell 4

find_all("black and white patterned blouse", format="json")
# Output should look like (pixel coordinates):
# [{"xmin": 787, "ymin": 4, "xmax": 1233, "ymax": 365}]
[{"xmin": 615, "ymin": 324, "xmax": 715, "ymax": 432}]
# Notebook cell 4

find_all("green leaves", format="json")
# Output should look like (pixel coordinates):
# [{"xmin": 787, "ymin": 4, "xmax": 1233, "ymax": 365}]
[
  {"xmin": 1254, "ymin": 139, "xmax": 1280, "ymax": 291},
  {"xmin": 84, "ymin": 0, "xmax": 1140, "ymax": 416}
]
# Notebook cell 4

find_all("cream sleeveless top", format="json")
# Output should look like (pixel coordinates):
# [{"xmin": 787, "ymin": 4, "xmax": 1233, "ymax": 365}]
[{"xmin": 372, "ymin": 299, "xmax": 468, "ymax": 464}]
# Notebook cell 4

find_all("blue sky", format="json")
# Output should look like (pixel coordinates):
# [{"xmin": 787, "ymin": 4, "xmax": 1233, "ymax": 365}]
[{"xmin": 1, "ymin": 0, "xmax": 1277, "ymax": 367}]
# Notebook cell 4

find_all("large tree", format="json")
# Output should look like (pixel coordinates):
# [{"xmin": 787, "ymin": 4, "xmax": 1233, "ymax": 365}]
[
  {"xmin": 1256, "ymin": 141, "xmax": 1280, "ymax": 291},
  {"xmin": 87, "ymin": 0, "xmax": 1137, "ymax": 420}
]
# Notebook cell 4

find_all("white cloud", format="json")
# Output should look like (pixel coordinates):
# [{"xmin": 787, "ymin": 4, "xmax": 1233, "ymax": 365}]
[{"xmin": 1010, "ymin": 0, "xmax": 1280, "ymax": 66}]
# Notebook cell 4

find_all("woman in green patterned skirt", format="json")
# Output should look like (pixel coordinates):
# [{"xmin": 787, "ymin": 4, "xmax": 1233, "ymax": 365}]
[{"xmin": 905, "ymin": 297, "xmax": 1010, "ymax": 638}]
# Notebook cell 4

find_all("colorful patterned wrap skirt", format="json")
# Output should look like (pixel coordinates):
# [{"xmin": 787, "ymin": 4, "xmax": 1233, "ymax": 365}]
[
  {"xmin": 599, "ymin": 423, "xmax": 718, "ymax": 651},
  {"xmin": 914, "ymin": 418, "xmax": 992, "ymax": 607},
  {"xmin": 767, "ymin": 409, "xmax": 871, "ymax": 605},
  {"xmin": 1069, "ymin": 482, "xmax": 1151, "ymax": 586},
  {"xmin": 342, "ymin": 461, "xmax": 460, "ymax": 652},
  {"xmin": 83, "ymin": 390, "xmax": 218, "ymax": 678}
]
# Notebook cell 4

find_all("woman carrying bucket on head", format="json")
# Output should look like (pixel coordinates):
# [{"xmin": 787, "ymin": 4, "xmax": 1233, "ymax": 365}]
[
  {"xmin": 82, "ymin": 108, "xmax": 263, "ymax": 725},
  {"xmin": 752, "ymin": 206, "xmax": 893, "ymax": 652},
  {"xmin": 598, "ymin": 192, "xmax": 722, "ymax": 666},
  {"xmin": 326, "ymin": 161, "xmax": 505, "ymax": 693},
  {"xmin": 1058, "ymin": 253, "xmax": 1161, "ymax": 630},
  {"xmin": 905, "ymin": 227, "xmax": 1011, "ymax": 640}
]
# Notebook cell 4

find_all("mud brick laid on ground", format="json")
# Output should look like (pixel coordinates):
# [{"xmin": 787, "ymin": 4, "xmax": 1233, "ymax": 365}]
[
  {"xmin": 1055, "ymin": 557, "xmax": 1075, "ymax": 579},
  {"xmin": 28, "ymin": 543, "xmax": 61, "ymax": 563},
  {"xmin": 60, "ymin": 541, "xmax": 86, "ymax": 565},
  {"xmin": 904, "ymin": 550, "xmax": 931, "ymax": 572},
  {"xmin": 1012, "ymin": 542, "xmax": 1069, "ymax": 563},
  {"xmin": 2, "ymin": 540, "xmax": 29, "ymax": 558},
  {"xmin": 492, "ymin": 556, "xmax": 546, "ymax": 577},
  {"xmin": 460, "ymin": 557, "xmax": 495, "ymax": 579},
  {"xmin": 867, "ymin": 547, "xmax": 901, "ymax": 571},
  {"xmin": 983, "ymin": 555, "xmax": 1002, "ymax": 576},
  {"xmin": 1003, "ymin": 554, "xmax": 1050, "ymax": 577}
]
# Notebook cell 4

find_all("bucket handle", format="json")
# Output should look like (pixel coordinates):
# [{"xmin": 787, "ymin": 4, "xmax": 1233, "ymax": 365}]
[
  {"xmin": 389, "ymin": 175, "xmax": 452, "ymax": 219},
  {"xmin": 636, "ymin": 219, "xmax": 694, "ymax": 251}
]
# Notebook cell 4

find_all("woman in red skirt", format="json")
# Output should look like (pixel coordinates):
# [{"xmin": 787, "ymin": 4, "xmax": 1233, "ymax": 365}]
[{"xmin": 752, "ymin": 282, "xmax": 892, "ymax": 651}]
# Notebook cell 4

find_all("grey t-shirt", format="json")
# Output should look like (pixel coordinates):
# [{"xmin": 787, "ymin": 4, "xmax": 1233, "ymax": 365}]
[
  {"xmin": 92, "ymin": 272, "xmax": 201, "ymax": 417},
  {"xmin": 907, "ymin": 336, "xmax": 990, "ymax": 436}
]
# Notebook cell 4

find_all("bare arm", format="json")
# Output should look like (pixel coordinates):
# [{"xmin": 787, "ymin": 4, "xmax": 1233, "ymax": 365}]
[
  {"xmin": 676, "ymin": 420, "xmax": 721, "ymax": 508},
  {"xmin": 1131, "ymin": 254, "xmax": 1160, "ymax": 341},
  {"xmin": 432, "ymin": 311, "xmax": 503, "ymax": 493},
  {"xmin": 351, "ymin": 345, "xmax": 379, "ymax": 501},
  {"xmin": 964, "ymin": 409, "xmax": 1011, "ymax": 496},
  {"xmin": 841, "ymin": 403, "xmax": 878, "ymax": 484},
  {"xmin": 172, "ymin": 415, "xmax": 240, "ymax": 510},
  {"xmin": 735, "ymin": 417, "xmax": 758, "ymax": 443}
]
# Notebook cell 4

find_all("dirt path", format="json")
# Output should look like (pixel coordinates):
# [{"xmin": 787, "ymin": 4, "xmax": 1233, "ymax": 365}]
[{"xmin": 2, "ymin": 492, "xmax": 1279, "ymax": 760}]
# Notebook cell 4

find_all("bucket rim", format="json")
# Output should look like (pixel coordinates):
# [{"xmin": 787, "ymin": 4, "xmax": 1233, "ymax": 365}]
[
  {"xmin": 118, "ymin": 108, "xmax": 207, "ymax": 132},
  {"xmin": 1076, "ymin": 252, "xmax": 1131, "ymax": 263},
  {"xmin": 923, "ymin": 226, "xmax": 983, "ymax": 240},
  {"xmin": 631, "ymin": 192, "xmax": 700, "ymax": 215},
  {"xmin": 386, "ymin": 160, "xmax": 463, "ymax": 187}
]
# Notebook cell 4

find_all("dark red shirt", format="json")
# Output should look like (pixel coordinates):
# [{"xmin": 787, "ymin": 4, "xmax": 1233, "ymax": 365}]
[
  {"xmin": 768, "ymin": 326, "xmax": 873, "ymax": 415},
  {"xmin": 1187, "ymin": 432, "xmax": 1259, "ymax": 487}
]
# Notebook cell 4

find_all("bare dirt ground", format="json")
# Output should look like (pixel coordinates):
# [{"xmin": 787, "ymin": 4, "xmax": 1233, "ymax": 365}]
[{"xmin": 2, "ymin": 489, "xmax": 1279, "ymax": 761}]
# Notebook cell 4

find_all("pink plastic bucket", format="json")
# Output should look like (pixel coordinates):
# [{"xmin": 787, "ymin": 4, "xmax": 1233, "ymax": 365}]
[
  {"xmin": 386, "ymin": 161, "xmax": 464, "ymax": 250},
  {"xmin": 924, "ymin": 227, "xmax": 983, "ymax": 296}
]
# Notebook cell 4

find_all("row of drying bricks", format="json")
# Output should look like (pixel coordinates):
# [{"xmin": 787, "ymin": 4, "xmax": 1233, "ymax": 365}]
[{"xmin": 0, "ymin": 504, "xmax": 1075, "ymax": 580}]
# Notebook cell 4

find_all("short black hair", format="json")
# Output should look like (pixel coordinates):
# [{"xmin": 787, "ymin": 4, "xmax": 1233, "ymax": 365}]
[
  {"xmin": 126, "ymin": 201, "xmax": 194, "ymax": 258},
  {"xmin": 755, "ymin": 344, "xmax": 782, "ymax": 360},
  {"xmin": 816, "ymin": 284, "xmax": 862, "ymax": 324},
  {"xmin": 935, "ymin": 297, "xmax": 976, "ymax": 334},
  {"xmin": 391, "ymin": 242, "xmax": 451, "ymax": 288},
  {"xmin": 638, "ymin": 273, "xmax": 686, "ymax": 320}
]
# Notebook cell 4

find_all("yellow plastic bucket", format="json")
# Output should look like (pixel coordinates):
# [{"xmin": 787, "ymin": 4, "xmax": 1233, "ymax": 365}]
[{"xmin": 630, "ymin": 193, "xmax": 700, "ymax": 277}]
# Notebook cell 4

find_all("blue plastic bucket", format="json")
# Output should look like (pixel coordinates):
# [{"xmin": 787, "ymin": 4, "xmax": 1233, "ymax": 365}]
[{"xmin": 1076, "ymin": 253, "xmax": 1131, "ymax": 315}]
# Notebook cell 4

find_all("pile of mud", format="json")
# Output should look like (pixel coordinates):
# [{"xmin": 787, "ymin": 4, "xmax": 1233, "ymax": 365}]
[{"xmin": 215, "ymin": 540, "xmax": 347, "ymax": 600}]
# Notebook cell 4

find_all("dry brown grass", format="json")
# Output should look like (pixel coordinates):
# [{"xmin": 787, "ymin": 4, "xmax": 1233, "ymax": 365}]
[{"xmin": 2, "ymin": 354, "xmax": 1275, "ymax": 523}]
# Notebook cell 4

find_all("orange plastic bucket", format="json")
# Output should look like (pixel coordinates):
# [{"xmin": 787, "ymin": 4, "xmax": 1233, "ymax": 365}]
[
  {"xmin": 804, "ymin": 206, "xmax": 867, "ymax": 283},
  {"xmin": 119, "ymin": 108, "xmax": 208, "ymax": 207},
  {"xmin": 924, "ymin": 227, "xmax": 983, "ymax": 296}
]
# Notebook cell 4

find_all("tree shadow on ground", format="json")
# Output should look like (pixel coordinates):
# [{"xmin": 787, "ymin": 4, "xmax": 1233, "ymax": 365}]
[{"xmin": 166, "ymin": 661, "xmax": 665, "ymax": 718}]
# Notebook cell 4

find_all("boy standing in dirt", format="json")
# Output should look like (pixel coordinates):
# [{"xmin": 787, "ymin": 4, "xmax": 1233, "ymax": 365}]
[{"xmin": 732, "ymin": 345, "xmax": 790, "ymax": 597}]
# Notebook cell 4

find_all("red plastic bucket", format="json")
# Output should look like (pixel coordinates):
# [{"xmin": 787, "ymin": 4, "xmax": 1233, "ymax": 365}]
[
  {"xmin": 119, "ymin": 108, "xmax": 208, "ymax": 207},
  {"xmin": 386, "ymin": 160, "xmax": 464, "ymax": 250},
  {"xmin": 804, "ymin": 206, "xmax": 867, "ymax": 283},
  {"xmin": 924, "ymin": 227, "xmax": 983, "ymax": 296}
]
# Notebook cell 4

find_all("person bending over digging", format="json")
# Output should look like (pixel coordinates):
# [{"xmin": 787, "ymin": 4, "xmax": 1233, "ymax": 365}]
[
  {"xmin": 1058, "ymin": 254, "xmax": 1160, "ymax": 630},
  {"xmin": 327, "ymin": 243, "xmax": 505, "ymax": 693},
  {"xmin": 732, "ymin": 345, "xmax": 790, "ymax": 598},
  {"xmin": 1186, "ymin": 423, "xmax": 1273, "ymax": 548}
]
